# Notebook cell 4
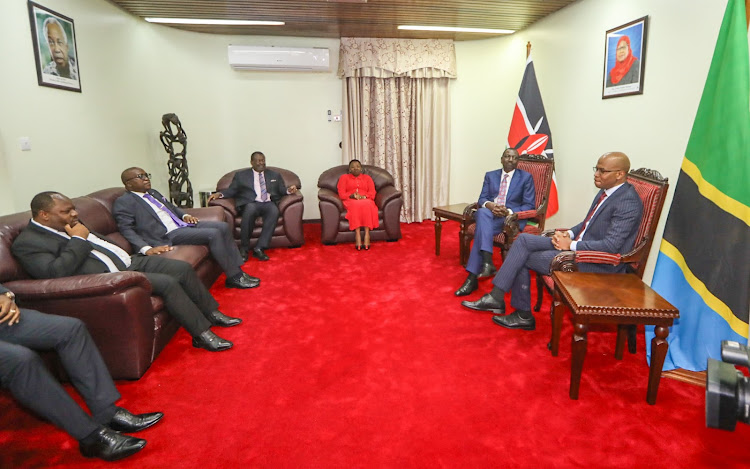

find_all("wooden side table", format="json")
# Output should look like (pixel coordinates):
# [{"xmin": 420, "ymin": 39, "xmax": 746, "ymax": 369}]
[
  {"xmin": 432, "ymin": 203, "xmax": 469, "ymax": 264},
  {"xmin": 551, "ymin": 271, "xmax": 679, "ymax": 405}
]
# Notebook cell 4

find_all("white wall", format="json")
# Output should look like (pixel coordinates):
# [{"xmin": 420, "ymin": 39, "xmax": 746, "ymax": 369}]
[
  {"xmin": 451, "ymin": 0, "xmax": 728, "ymax": 281},
  {"xmin": 0, "ymin": 0, "xmax": 343, "ymax": 218}
]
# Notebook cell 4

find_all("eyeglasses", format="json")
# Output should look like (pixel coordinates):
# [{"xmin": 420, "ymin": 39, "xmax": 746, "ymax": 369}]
[
  {"xmin": 126, "ymin": 173, "xmax": 151, "ymax": 182},
  {"xmin": 593, "ymin": 167, "xmax": 620, "ymax": 175},
  {"xmin": 616, "ymin": 45, "xmax": 628, "ymax": 52}
]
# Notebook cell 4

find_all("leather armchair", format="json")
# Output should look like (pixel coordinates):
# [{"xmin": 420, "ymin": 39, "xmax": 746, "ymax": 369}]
[
  {"xmin": 317, "ymin": 165, "xmax": 403, "ymax": 244},
  {"xmin": 0, "ymin": 188, "xmax": 224, "ymax": 380},
  {"xmin": 209, "ymin": 166, "xmax": 304, "ymax": 248}
]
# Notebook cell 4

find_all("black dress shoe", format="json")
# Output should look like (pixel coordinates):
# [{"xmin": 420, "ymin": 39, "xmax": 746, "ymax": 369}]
[
  {"xmin": 239, "ymin": 247, "xmax": 249, "ymax": 262},
  {"xmin": 477, "ymin": 262, "xmax": 497, "ymax": 279},
  {"xmin": 252, "ymin": 248, "xmax": 270, "ymax": 261},
  {"xmin": 225, "ymin": 272, "xmax": 260, "ymax": 289},
  {"xmin": 461, "ymin": 293, "xmax": 506, "ymax": 314},
  {"xmin": 108, "ymin": 408, "xmax": 163, "ymax": 433},
  {"xmin": 79, "ymin": 428, "xmax": 146, "ymax": 461},
  {"xmin": 454, "ymin": 277, "xmax": 478, "ymax": 296},
  {"xmin": 207, "ymin": 310, "xmax": 242, "ymax": 327},
  {"xmin": 492, "ymin": 311, "xmax": 536, "ymax": 330},
  {"xmin": 192, "ymin": 330, "xmax": 233, "ymax": 352}
]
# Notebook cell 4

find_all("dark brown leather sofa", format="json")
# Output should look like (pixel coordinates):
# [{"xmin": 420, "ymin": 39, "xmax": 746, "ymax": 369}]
[
  {"xmin": 317, "ymin": 165, "xmax": 403, "ymax": 244},
  {"xmin": 208, "ymin": 166, "xmax": 305, "ymax": 248},
  {"xmin": 0, "ymin": 188, "xmax": 224, "ymax": 380}
]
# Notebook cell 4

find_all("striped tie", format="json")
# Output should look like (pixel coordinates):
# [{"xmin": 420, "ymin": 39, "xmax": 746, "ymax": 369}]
[
  {"xmin": 497, "ymin": 174, "xmax": 509, "ymax": 206},
  {"xmin": 259, "ymin": 172, "xmax": 269, "ymax": 202}
]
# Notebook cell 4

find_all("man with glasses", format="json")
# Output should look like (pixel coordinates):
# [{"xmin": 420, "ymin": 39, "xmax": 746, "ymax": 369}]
[
  {"xmin": 113, "ymin": 167, "xmax": 258, "ymax": 291},
  {"xmin": 12, "ymin": 192, "xmax": 236, "ymax": 352},
  {"xmin": 460, "ymin": 152, "xmax": 643, "ymax": 331},
  {"xmin": 455, "ymin": 148, "xmax": 536, "ymax": 297}
]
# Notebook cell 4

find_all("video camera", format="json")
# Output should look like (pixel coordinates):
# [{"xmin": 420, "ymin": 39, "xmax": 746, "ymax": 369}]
[{"xmin": 706, "ymin": 340, "xmax": 750, "ymax": 430}]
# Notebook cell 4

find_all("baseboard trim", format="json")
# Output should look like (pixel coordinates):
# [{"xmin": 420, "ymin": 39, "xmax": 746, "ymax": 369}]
[{"xmin": 662, "ymin": 368, "xmax": 706, "ymax": 387}]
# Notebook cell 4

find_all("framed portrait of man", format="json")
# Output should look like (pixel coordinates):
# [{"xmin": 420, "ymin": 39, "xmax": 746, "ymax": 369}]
[
  {"xmin": 602, "ymin": 16, "xmax": 648, "ymax": 99},
  {"xmin": 28, "ymin": 1, "xmax": 82, "ymax": 92}
]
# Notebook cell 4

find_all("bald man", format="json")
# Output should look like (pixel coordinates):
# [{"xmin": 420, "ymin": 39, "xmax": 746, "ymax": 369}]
[{"xmin": 460, "ymin": 152, "xmax": 643, "ymax": 331}]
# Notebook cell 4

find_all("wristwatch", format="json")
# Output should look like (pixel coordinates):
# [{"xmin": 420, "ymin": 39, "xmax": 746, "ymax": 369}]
[{"xmin": 4, "ymin": 291, "xmax": 15, "ymax": 301}]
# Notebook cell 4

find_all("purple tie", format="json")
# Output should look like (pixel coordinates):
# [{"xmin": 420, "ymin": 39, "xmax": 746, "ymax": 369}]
[
  {"xmin": 143, "ymin": 193, "xmax": 189, "ymax": 227},
  {"xmin": 259, "ymin": 172, "xmax": 270, "ymax": 202},
  {"xmin": 497, "ymin": 174, "xmax": 509, "ymax": 206}
]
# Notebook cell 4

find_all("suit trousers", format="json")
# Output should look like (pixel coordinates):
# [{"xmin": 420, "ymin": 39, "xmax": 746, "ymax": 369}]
[
  {"xmin": 0, "ymin": 309, "xmax": 120, "ymax": 439},
  {"xmin": 466, "ymin": 207, "xmax": 507, "ymax": 275},
  {"xmin": 239, "ymin": 201, "xmax": 279, "ymax": 250},
  {"xmin": 128, "ymin": 255, "xmax": 216, "ymax": 336},
  {"xmin": 167, "ymin": 222, "xmax": 244, "ymax": 278},
  {"xmin": 492, "ymin": 233, "xmax": 559, "ymax": 312}
]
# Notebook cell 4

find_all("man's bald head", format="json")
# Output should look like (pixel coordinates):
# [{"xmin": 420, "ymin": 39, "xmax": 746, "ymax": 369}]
[{"xmin": 594, "ymin": 152, "xmax": 630, "ymax": 189}]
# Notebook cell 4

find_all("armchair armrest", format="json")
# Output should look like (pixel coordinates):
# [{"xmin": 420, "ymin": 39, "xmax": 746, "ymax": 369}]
[
  {"xmin": 4, "ymin": 272, "xmax": 152, "ymax": 300},
  {"xmin": 462, "ymin": 202, "xmax": 479, "ymax": 220},
  {"xmin": 278, "ymin": 193, "xmax": 303, "ymax": 213},
  {"xmin": 549, "ymin": 236, "xmax": 650, "ymax": 272},
  {"xmin": 374, "ymin": 185, "xmax": 402, "ymax": 209},
  {"xmin": 183, "ymin": 205, "xmax": 226, "ymax": 223},
  {"xmin": 208, "ymin": 198, "xmax": 238, "ymax": 217},
  {"xmin": 318, "ymin": 188, "xmax": 344, "ymax": 212}
]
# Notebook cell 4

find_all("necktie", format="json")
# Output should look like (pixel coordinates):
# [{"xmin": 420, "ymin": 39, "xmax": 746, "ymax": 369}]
[
  {"xmin": 89, "ymin": 242, "xmax": 128, "ymax": 271},
  {"xmin": 497, "ymin": 174, "xmax": 509, "ymax": 206},
  {"xmin": 259, "ymin": 172, "xmax": 270, "ymax": 202},
  {"xmin": 143, "ymin": 192, "xmax": 188, "ymax": 227},
  {"xmin": 576, "ymin": 192, "xmax": 607, "ymax": 240}
]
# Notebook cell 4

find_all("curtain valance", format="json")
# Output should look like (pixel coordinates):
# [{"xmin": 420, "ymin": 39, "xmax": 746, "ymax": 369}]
[{"xmin": 338, "ymin": 37, "xmax": 457, "ymax": 78}]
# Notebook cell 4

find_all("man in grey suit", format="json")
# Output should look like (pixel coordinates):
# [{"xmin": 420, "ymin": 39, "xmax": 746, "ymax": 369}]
[
  {"xmin": 11, "ymin": 192, "xmax": 237, "ymax": 351},
  {"xmin": 113, "ymin": 167, "xmax": 258, "ymax": 290},
  {"xmin": 0, "ymin": 283, "xmax": 162, "ymax": 461},
  {"xmin": 208, "ymin": 151, "xmax": 298, "ymax": 261},
  {"xmin": 461, "ymin": 152, "xmax": 643, "ymax": 331}
]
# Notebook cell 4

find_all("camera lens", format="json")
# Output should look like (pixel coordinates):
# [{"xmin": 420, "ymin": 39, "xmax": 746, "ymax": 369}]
[{"xmin": 706, "ymin": 358, "xmax": 750, "ymax": 430}]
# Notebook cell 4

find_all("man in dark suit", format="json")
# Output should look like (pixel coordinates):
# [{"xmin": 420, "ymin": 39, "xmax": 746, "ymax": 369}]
[
  {"xmin": 11, "ymin": 192, "xmax": 238, "ymax": 352},
  {"xmin": 455, "ymin": 148, "xmax": 536, "ymax": 296},
  {"xmin": 461, "ymin": 152, "xmax": 643, "ymax": 331},
  {"xmin": 208, "ymin": 151, "xmax": 298, "ymax": 261},
  {"xmin": 0, "ymin": 283, "xmax": 162, "ymax": 461},
  {"xmin": 113, "ymin": 167, "xmax": 258, "ymax": 290}
]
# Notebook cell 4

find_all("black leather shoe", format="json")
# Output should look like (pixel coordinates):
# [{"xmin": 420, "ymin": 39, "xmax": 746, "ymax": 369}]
[
  {"xmin": 477, "ymin": 262, "xmax": 497, "ymax": 279},
  {"xmin": 492, "ymin": 311, "xmax": 536, "ymax": 330},
  {"xmin": 239, "ymin": 247, "xmax": 249, "ymax": 262},
  {"xmin": 252, "ymin": 248, "xmax": 270, "ymax": 261},
  {"xmin": 461, "ymin": 293, "xmax": 505, "ymax": 314},
  {"xmin": 454, "ymin": 277, "xmax": 478, "ymax": 296},
  {"xmin": 108, "ymin": 408, "xmax": 163, "ymax": 433},
  {"xmin": 192, "ymin": 330, "xmax": 233, "ymax": 352},
  {"xmin": 79, "ymin": 428, "xmax": 146, "ymax": 461},
  {"xmin": 225, "ymin": 272, "xmax": 260, "ymax": 289},
  {"xmin": 207, "ymin": 310, "xmax": 242, "ymax": 327}
]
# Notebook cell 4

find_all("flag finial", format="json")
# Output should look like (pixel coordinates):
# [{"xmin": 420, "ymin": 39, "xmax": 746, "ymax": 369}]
[{"xmin": 526, "ymin": 42, "xmax": 531, "ymax": 58}]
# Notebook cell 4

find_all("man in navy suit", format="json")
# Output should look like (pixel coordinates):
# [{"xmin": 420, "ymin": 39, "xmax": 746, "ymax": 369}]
[
  {"xmin": 455, "ymin": 148, "xmax": 536, "ymax": 296},
  {"xmin": 208, "ymin": 151, "xmax": 298, "ymax": 261},
  {"xmin": 461, "ymin": 152, "xmax": 643, "ymax": 331},
  {"xmin": 113, "ymin": 167, "xmax": 258, "ymax": 290}
]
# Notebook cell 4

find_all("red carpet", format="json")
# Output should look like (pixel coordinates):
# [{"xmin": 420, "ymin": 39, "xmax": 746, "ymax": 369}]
[{"xmin": 1, "ymin": 221, "xmax": 749, "ymax": 468}]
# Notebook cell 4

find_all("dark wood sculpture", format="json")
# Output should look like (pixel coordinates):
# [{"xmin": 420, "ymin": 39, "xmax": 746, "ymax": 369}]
[{"xmin": 159, "ymin": 113, "xmax": 193, "ymax": 207}]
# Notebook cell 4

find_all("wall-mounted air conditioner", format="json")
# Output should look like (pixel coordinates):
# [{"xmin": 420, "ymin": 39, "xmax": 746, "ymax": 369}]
[{"xmin": 228, "ymin": 45, "xmax": 330, "ymax": 72}]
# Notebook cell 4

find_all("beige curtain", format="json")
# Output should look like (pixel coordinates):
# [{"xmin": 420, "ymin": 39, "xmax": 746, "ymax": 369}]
[{"xmin": 339, "ymin": 38, "xmax": 454, "ymax": 223}]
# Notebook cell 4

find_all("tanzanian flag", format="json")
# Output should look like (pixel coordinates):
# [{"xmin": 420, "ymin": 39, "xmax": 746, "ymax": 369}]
[{"xmin": 646, "ymin": 0, "xmax": 750, "ymax": 371}]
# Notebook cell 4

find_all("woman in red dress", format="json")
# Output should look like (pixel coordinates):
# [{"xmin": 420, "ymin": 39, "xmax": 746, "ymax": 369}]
[{"xmin": 337, "ymin": 160, "xmax": 379, "ymax": 250}]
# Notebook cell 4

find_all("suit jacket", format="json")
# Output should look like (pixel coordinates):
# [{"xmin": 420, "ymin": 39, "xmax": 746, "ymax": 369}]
[
  {"xmin": 11, "ymin": 222, "xmax": 114, "ymax": 279},
  {"xmin": 571, "ymin": 182, "xmax": 643, "ymax": 259},
  {"xmin": 113, "ymin": 189, "xmax": 187, "ymax": 252},
  {"xmin": 220, "ymin": 168, "xmax": 287, "ymax": 209},
  {"xmin": 477, "ymin": 168, "xmax": 536, "ymax": 230}
]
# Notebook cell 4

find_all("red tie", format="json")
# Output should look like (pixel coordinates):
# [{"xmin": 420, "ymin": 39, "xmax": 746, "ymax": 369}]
[
  {"xmin": 497, "ymin": 174, "xmax": 509, "ymax": 206},
  {"xmin": 576, "ymin": 192, "xmax": 607, "ymax": 240}
]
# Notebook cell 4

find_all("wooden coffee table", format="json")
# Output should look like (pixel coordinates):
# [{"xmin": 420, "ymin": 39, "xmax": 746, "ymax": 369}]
[
  {"xmin": 551, "ymin": 271, "xmax": 679, "ymax": 404},
  {"xmin": 432, "ymin": 203, "xmax": 469, "ymax": 264}
]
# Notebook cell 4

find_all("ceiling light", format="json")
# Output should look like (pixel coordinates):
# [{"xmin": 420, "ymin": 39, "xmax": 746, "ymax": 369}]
[
  {"xmin": 145, "ymin": 18, "xmax": 285, "ymax": 26},
  {"xmin": 398, "ymin": 25, "xmax": 513, "ymax": 34}
]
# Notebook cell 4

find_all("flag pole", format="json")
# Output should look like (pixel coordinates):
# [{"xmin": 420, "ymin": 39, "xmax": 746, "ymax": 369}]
[{"xmin": 526, "ymin": 41, "xmax": 531, "ymax": 59}]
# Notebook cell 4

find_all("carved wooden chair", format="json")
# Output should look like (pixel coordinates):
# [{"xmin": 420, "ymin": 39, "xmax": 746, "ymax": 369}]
[
  {"xmin": 536, "ymin": 168, "xmax": 670, "ymax": 357},
  {"xmin": 459, "ymin": 154, "xmax": 555, "ymax": 265}
]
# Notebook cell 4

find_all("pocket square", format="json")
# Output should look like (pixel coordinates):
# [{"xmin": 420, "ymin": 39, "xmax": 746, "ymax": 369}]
[{"xmin": 269, "ymin": 179, "xmax": 278, "ymax": 182}]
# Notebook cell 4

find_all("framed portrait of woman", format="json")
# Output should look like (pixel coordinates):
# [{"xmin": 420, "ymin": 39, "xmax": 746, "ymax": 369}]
[
  {"xmin": 602, "ymin": 16, "xmax": 648, "ymax": 99},
  {"xmin": 28, "ymin": 1, "xmax": 82, "ymax": 92}
]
